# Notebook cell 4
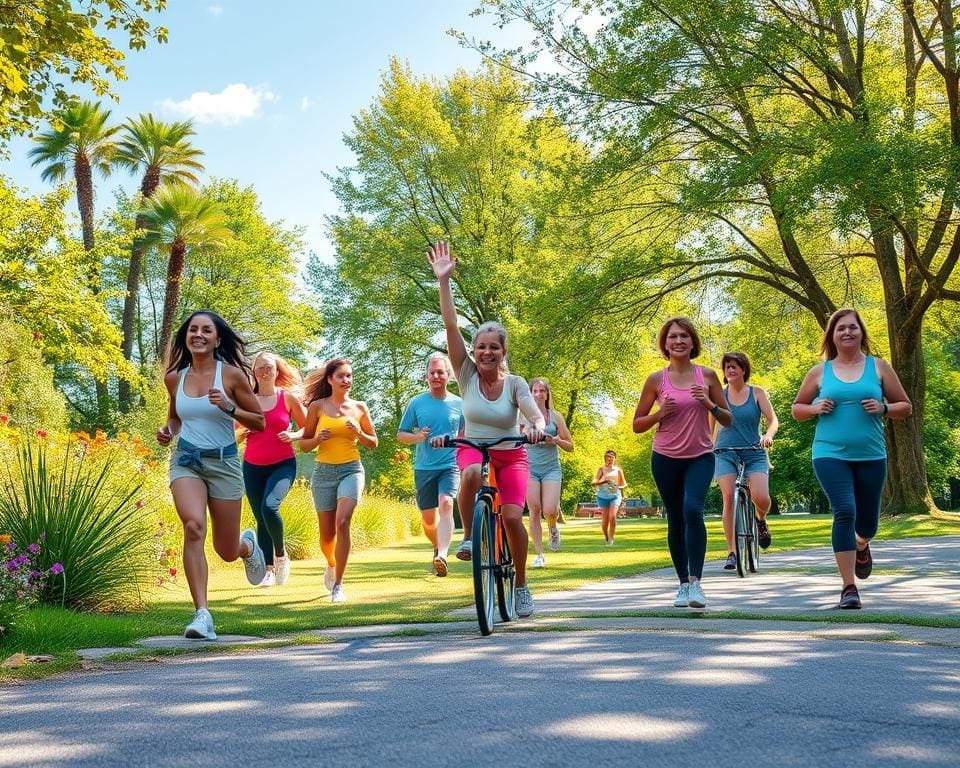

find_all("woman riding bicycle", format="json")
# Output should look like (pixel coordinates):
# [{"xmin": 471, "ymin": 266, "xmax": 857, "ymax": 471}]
[
  {"xmin": 714, "ymin": 351, "xmax": 779, "ymax": 571},
  {"xmin": 427, "ymin": 240, "xmax": 545, "ymax": 618}
]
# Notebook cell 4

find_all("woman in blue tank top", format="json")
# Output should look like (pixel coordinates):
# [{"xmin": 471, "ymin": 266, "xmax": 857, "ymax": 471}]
[
  {"xmin": 792, "ymin": 308, "xmax": 912, "ymax": 610},
  {"xmin": 157, "ymin": 310, "xmax": 267, "ymax": 641}
]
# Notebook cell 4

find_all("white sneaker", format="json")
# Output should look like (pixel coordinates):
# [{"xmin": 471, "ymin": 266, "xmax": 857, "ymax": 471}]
[
  {"xmin": 324, "ymin": 565, "xmax": 336, "ymax": 592},
  {"xmin": 516, "ymin": 585, "xmax": 535, "ymax": 617},
  {"xmin": 274, "ymin": 552, "xmax": 290, "ymax": 586},
  {"xmin": 331, "ymin": 584, "xmax": 347, "ymax": 603},
  {"xmin": 605, "ymin": 539, "xmax": 615, "ymax": 547},
  {"xmin": 240, "ymin": 529, "xmax": 266, "ymax": 585},
  {"xmin": 184, "ymin": 608, "xmax": 217, "ymax": 640},
  {"xmin": 673, "ymin": 583, "xmax": 690, "ymax": 608},
  {"xmin": 532, "ymin": 554, "xmax": 546, "ymax": 568},
  {"xmin": 548, "ymin": 527, "xmax": 561, "ymax": 551},
  {"xmin": 688, "ymin": 581, "xmax": 707, "ymax": 609},
  {"xmin": 257, "ymin": 570, "xmax": 276, "ymax": 587}
]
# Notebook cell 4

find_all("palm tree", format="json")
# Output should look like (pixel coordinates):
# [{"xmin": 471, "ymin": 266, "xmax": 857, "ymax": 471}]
[
  {"xmin": 114, "ymin": 115, "xmax": 205, "ymax": 409},
  {"xmin": 28, "ymin": 101, "xmax": 119, "ymax": 271},
  {"xmin": 139, "ymin": 184, "xmax": 233, "ymax": 360}
]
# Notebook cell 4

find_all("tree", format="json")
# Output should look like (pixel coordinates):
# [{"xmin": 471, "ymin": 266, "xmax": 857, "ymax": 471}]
[
  {"xmin": 475, "ymin": 0, "xmax": 960, "ymax": 512},
  {"xmin": 138, "ymin": 184, "xmax": 232, "ymax": 360},
  {"xmin": 28, "ymin": 100, "xmax": 119, "ymax": 268},
  {"xmin": 114, "ymin": 114, "xmax": 204, "ymax": 409},
  {"xmin": 0, "ymin": 0, "xmax": 167, "ymax": 144}
]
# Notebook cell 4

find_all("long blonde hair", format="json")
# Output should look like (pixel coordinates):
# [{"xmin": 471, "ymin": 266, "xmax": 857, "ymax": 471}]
[{"xmin": 252, "ymin": 352, "xmax": 303, "ymax": 396}]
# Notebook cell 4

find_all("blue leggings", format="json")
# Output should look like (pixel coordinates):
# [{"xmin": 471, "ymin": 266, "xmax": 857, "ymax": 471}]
[
  {"xmin": 242, "ymin": 458, "xmax": 297, "ymax": 566},
  {"xmin": 813, "ymin": 458, "xmax": 886, "ymax": 553},
  {"xmin": 651, "ymin": 451, "xmax": 715, "ymax": 582}
]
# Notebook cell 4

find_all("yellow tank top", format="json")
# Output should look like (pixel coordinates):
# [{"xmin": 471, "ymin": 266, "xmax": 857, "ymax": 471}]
[{"xmin": 315, "ymin": 410, "xmax": 361, "ymax": 464}]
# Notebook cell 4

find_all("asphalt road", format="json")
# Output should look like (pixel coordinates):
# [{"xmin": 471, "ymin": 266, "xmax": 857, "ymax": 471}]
[{"xmin": 3, "ymin": 625, "xmax": 959, "ymax": 767}]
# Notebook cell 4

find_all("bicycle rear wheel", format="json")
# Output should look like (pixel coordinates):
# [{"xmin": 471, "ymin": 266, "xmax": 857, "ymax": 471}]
[
  {"xmin": 495, "ymin": 516, "xmax": 516, "ymax": 622},
  {"xmin": 747, "ymin": 502, "xmax": 759, "ymax": 573},
  {"xmin": 734, "ymin": 489, "xmax": 750, "ymax": 578},
  {"xmin": 472, "ymin": 499, "xmax": 497, "ymax": 635}
]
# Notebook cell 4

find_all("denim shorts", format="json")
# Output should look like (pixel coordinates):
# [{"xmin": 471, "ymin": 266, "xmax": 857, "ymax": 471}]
[
  {"xmin": 714, "ymin": 448, "xmax": 769, "ymax": 480},
  {"xmin": 596, "ymin": 495, "xmax": 621, "ymax": 509},
  {"xmin": 414, "ymin": 467, "xmax": 460, "ymax": 510},
  {"xmin": 311, "ymin": 460, "xmax": 365, "ymax": 511},
  {"xmin": 169, "ymin": 451, "xmax": 244, "ymax": 500}
]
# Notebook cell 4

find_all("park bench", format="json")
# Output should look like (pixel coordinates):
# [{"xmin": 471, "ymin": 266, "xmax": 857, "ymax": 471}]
[{"xmin": 575, "ymin": 499, "xmax": 662, "ymax": 519}]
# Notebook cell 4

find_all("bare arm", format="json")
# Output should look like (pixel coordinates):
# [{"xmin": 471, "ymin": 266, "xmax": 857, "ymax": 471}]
[
  {"xmin": 156, "ymin": 371, "xmax": 182, "ymax": 445},
  {"xmin": 221, "ymin": 366, "xmax": 265, "ymax": 432},
  {"xmin": 427, "ymin": 241, "xmax": 468, "ymax": 375},
  {"xmin": 754, "ymin": 386, "xmax": 779, "ymax": 447},
  {"xmin": 298, "ymin": 401, "xmax": 325, "ymax": 452},
  {"xmin": 348, "ymin": 402, "xmax": 379, "ymax": 449},
  {"xmin": 633, "ymin": 371, "xmax": 665, "ymax": 433},
  {"xmin": 514, "ymin": 378, "xmax": 546, "ymax": 432},
  {"xmin": 874, "ymin": 358, "xmax": 913, "ymax": 419},
  {"xmin": 552, "ymin": 411, "xmax": 574, "ymax": 452},
  {"xmin": 700, "ymin": 369, "xmax": 732, "ymax": 427},
  {"xmin": 277, "ymin": 390, "xmax": 308, "ymax": 444},
  {"xmin": 792, "ymin": 364, "xmax": 831, "ymax": 421}
]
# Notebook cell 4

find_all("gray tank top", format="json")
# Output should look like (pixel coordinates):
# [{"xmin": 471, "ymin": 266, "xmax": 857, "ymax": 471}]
[{"xmin": 176, "ymin": 361, "xmax": 237, "ymax": 449}]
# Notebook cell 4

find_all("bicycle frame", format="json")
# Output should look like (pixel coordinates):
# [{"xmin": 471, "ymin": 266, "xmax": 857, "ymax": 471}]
[{"xmin": 715, "ymin": 446, "xmax": 765, "ymax": 577}]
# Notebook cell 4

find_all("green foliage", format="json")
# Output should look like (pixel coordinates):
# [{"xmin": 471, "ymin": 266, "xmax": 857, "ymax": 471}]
[
  {"xmin": 0, "ymin": 437, "xmax": 159, "ymax": 610},
  {"xmin": 0, "ymin": 312, "xmax": 68, "ymax": 430},
  {"xmin": 0, "ymin": 0, "xmax": 167, "ymax": 144}
]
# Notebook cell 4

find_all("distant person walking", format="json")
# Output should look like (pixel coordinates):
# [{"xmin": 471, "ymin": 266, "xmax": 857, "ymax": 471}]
[
  {"xmin": 714, "ymin": 351, "xmax": 779, "ymax": 571},
  {"xmin": 792, "ymin": 308, "xmax": 911, "ymax": 609},
  {"xmin": 633, "ymin": 316, "xmax": 731, "ymax": 609},
  {"xmin": 397, "ymin": 353, "xmax": 464, "ymax": 576},
  {"xmin": 157, "ymin": 310, "xmax": 267, "ymax": 641},
  {"xmin": 591, "ymin": 450, "xmax": 626, "ymax": 546},
  {"xmin": 301, "ymin": 358, "xmax": 378, "ymax": 604},
  {"xmin": 522, "ymin": 377, "xmax": 574, "ymax": 567},
  {"xmin": 240, "ymin": 352, "xmax": 308, "ymax": 587}
]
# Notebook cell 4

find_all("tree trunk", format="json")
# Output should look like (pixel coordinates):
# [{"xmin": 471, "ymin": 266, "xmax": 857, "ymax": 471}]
[{"xmin": 157, "ymin": 239, "xmax": 187, "ymax": 364}]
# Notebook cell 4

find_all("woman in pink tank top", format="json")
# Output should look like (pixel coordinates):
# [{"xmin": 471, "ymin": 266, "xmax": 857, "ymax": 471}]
[
  {"xmin": 240, "ymin": 352, "xmax": 308, "ymax": 588},
  {"xmin": 633, "ymin": 317, "xmax": 731, "ymax": 610}
]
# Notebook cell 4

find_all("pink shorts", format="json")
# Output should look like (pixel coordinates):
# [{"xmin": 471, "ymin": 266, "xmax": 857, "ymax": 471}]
[{"xmin": 456, "ymin": 445, "xmax": 529, "ymax": 508}]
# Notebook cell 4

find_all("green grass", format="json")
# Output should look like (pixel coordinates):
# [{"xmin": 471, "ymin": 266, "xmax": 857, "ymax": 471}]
[{"xmin": 2, "ymin": 513, "xmax": 957, "ymax": 680}]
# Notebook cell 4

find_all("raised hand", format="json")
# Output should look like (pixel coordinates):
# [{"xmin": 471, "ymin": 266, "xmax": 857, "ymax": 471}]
[
  {"xmin": 812, "ymin": 398, "xmax": 835, "ymax": 416},
  {"xmin": 861, "ymin": 398, "xmax": 885, "ymax": 415},
  {"xmin": 426, "ymin": 240, "xmax": 457, "ymax": 280},
  {"xmin": 157, "ymin": 425, "xmax": 173, "ymax": 446}
]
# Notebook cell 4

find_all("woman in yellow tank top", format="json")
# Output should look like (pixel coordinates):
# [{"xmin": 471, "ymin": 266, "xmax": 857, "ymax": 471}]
[{"xmin": 301, "ymin": 357, "xmax": 378, "ymax": 603}]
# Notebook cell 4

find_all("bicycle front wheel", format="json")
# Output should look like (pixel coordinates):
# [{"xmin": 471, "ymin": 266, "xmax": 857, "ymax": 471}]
[
  {"xmin": 734, "ymin": 489, "xmax": 750, "ymax": 578},
  {"xmin": 472, "ymin": 498, "xmax": 497, "ymax": 636},
  {"xmin": 495, "ymin": 516, "xmax": 516, "ymax": 622}
]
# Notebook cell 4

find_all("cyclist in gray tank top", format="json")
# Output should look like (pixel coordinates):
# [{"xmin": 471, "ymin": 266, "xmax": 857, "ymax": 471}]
[{"xmin": 158, "ymin": 310, "xmax": 267, "ymax": 641}]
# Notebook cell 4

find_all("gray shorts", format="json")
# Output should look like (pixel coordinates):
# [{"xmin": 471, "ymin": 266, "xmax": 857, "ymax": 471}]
[
  {"xmin": 169, "ymin": 452, "xmax": 244, "ymax": 501},
  {"xmin": 529, "ymin": 464, "xmax": 562, "ymax": 483},
  {"xmin": 414, "ymin": 467, "xmax": 460, "ymax": 510},
  {"xmin": 714, "ymin": 449, "xmax": 769, "ymax": 480},
  {"xmin": 311, "ymin": 460, "xmax": 365, "ymax": 511}
]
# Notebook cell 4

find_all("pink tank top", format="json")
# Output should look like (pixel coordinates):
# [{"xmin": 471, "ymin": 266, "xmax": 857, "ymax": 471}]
[
  {"xmin": 652, "ymin": 366, "xmax": 713, "ymax": 459},
  {"xmin": 243, "ymin": 389, "xmax": 296, "ymax": 466}
]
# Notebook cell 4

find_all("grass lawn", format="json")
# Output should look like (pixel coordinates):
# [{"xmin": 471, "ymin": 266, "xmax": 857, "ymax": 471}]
[{"xmin": 2, "ymin": 513, "xmax": 956, "ymax": 679}]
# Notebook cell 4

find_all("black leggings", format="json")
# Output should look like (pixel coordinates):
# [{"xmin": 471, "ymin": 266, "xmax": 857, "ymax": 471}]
[
  {"xmin": 242, "ymin": 458, "xmax": 297, "ymax": 566},
  {"xmin": 651, "ymin": 451, "xmax": 715, "ymax": 582},
  {"xmin": 813, "ymin": 458, "xmax": 886, "ymax": 553}
]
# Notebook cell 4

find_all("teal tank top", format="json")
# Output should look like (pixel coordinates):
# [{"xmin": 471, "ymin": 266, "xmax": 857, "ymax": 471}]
[
  {"xmin": 715, "ymin": 386, "xmax": 762, "ymax": 449},
  {"xmin": 812, "ymin": 356, "xmax": 886, "ymax": 461}
]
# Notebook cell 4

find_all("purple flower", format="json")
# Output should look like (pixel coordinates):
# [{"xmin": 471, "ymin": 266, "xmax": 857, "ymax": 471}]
[
  {"xmin": 49, "ymin": 562, "xmax": 64, "ymax": 575},
  {"xmin": 5, "ymin": 541, "xmax": 14, "ymax": 552},
  {"xmin": 5, "ymin": 560, "xmax": 17, "ymax": 572},
  {"xmin": 28, "ymin": 543, "xmax": 40, "ymax": 554}
]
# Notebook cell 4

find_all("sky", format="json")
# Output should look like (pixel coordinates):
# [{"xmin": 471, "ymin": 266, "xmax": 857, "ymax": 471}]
[{"xmin": 2, "ymin": 0, "xmax": 533, "ymax": 262}]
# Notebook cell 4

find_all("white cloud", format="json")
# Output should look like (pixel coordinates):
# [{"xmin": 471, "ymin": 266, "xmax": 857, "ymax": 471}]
[
  {"xmin": 160, "ymin": 83, "xmax": 278, "ymax": 125},
  {"xmin": 207, "ymin": 5, "xmax": 223, "ymax": 16},
  {"xmin": 300, "ymin": 96, "xmax": 314, "ymax": 111}
]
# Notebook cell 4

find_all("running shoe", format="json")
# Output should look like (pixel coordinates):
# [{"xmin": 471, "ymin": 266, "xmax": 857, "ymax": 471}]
[
  {"xmin": 548, "ymin": 527, "xmax": 561, "ymax": 551},
  {"xmin": 257, "ymin": 570, "xmax": 275, "ymax": 587},
  {"xmin": 433, "ymin": 555, "xmax": 448, "ymax": 577},
  {"xmin": 855, "ymin": 542, "xmax": 872, "ymax": 579},
  {"xmin": 723, "ymin": 553, "xmax": 737, "ymax": 571},
  {"xmin": 184, "ymin": 608, "xmax": 217, "ymax": 640},
  {"xmin": 455, "ymin": 540, "xmax": 472, "ymax": 561},
  {"xmin": 756, "ymin": 517, "xmax": 772, "ymax": 549},
  {"xmin": 605, "ymin": 539, "xmax": 615, "ymax": 547},
  {"xmin": 323, "ymin": 565, "xmax": 336, "ymax": 592},
  {"xmin": 838, "ymin": 584, "xmax": 861, "ymax": 609},
  {"xmin": 516, "ymin": 585, "xmax": 535, "ymax": 617},
  {"xmin": 688, "ymin": 581, "xmax": 707, "ymax": 608},
  {"xmin": 532, "ymin": 554, "xmax": 546, "ymax": 568},
  {"xmin": 331, "ymin": 584, "xmax": 347, "ymax": 603},
  {"xmin": 673, "ymin": 583, "xmax": 690, "ymax": 608},
  {"xmin": 274, "ymin": 552, "xmax": 290, "ymax": 586},
  {"xmin": 240, "ymin": 529, "xmax": 266, "ymax": 585}
]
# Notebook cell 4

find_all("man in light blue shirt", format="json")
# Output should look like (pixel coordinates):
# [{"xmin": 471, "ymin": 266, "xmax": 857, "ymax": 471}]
[{"xmin": 397, "ymin": 353, "xmax": 464, "ymax": 576}]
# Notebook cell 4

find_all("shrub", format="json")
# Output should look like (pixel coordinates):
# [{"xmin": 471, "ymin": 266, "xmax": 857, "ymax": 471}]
[
  {"xmin": 0, "ymin": 436, "xmax": 162, "ymax": 610},
  {"xmin": 0, "ymin": 535, "xmax": 63, "ymax": 637}
]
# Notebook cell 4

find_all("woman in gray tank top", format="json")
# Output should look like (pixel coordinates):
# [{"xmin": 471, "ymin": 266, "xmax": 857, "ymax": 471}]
[{"xmin": 157, "ymin": 310, "xmax": 267, "ymax": 641}]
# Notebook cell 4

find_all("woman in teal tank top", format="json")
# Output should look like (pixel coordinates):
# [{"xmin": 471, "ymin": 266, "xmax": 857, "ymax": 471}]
[{"xmin": 792, "ymin": 309, "xmax": 911, "ymax": 610}]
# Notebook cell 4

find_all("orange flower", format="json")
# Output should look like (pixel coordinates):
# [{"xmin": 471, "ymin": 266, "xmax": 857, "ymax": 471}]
[{"xmin": 0, "ymin": 534, "xmax": 11, "ymax": 545}]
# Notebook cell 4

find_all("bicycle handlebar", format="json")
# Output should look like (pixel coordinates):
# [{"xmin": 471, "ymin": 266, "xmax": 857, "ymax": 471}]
[{"xmin": 442, "ymin": 435, "xmax": 530, "ymax": 450}]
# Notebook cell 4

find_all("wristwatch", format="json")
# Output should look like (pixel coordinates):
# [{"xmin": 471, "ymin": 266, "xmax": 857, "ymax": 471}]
[
  {"xmin": 710, "ymin": 404, "xmax": 721, "ymax": 417},
  {"xmin": 226, "ymin": 403, "xmax": 237, "ymax": 416}
]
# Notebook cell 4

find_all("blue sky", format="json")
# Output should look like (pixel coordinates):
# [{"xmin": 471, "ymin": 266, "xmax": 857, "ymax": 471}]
[{"xmin": 2, "ymin": 0, "xmax": 529, "ymax": 261}]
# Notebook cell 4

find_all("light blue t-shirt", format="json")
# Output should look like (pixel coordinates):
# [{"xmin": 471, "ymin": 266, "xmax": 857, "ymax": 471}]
[
  {"xmin": 813, "ymin": 356, "xmax": 886, "ymax": 461},
  {"xmin": 398, "ymin": 391, "xmax": 464, "ymax": 470}
]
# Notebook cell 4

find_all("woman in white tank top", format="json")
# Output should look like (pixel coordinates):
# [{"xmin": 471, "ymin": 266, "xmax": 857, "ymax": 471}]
[{"xmin": 157, "ymin": 310, "xmax": 266, "ymax": 641}]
